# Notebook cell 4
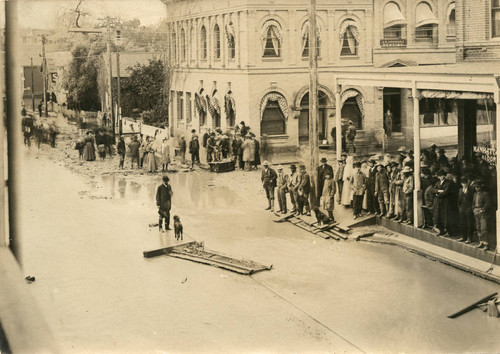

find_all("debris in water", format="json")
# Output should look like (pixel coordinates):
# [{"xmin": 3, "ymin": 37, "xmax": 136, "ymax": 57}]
[{"xmin": 25, "ymin": 276, "xmax": 36, "ymax": 283}]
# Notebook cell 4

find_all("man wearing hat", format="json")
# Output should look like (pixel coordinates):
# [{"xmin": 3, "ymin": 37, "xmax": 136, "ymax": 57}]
[
  {"xmin": 351, "ymin": 162, "xmax": 367, "ymax": 219},
  {"xmin": 346, "ymin": 120, "xmax": 357, "ymax": 153},
  {"xmin": 317, "ymin": 157, "xmax": 333, "ymax": 199},
  {"xmin": 276, "ymin": 165, "xmax": 289, "ymax": 214},
  {"xmin": 335, "ymin": 156, "xmax": 346, "ymax": 204},
  {"xmin": 432, "ymin": 169, "xmax": 451, "ymax": 235},
  {"xmin": 288, "ymin": 164, "xmax": 300, "ymax": 213},
  {"xmin": 261, "ymin": 161, "xmax": 277, "ymax": 211},
  {"xmin": 366, "ymin": 158, "xmax": 378, "ymax": 215},
  {"xmin": 472, "ymin": 180, "xmax": 490, "ymax": 250},
  {"xmin": 156, "ymin": 175, "xmax": 174, "ymax": 232},
  {"xmin": 457, "ymin": 176, "xmax": 474, "ymax": 243},
  {"xmin": 401, "ymin": 166, "xmax": 414, "ymax": 224},
  {"xmin": 298, "ymin": 164, "xmax": 311, "ymax": 216},
  {"xmin": 374, "ymin": 163, "xmax": 390, "ymax": 216}
]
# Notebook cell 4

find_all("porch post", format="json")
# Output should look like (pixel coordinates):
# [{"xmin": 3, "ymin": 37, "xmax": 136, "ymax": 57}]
[
  {"xmin": 335, "ymin": 83, "xmax": 342, "ymax": 160},
  {"xmin": 413, "ymin": 84, "xmax": 422, "ymax": 228}
]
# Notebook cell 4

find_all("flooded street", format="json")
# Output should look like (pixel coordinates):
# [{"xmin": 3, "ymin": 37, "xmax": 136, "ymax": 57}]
[{"xmin": 19, "ymin": 150, "xmax": 500, "ymax": 353}]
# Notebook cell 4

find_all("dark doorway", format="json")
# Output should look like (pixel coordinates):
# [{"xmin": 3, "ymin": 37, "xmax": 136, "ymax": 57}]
[
  {"xmin": 383, "ymin": 88, "xmax": 402, "ymax": 132},
  {"xmin": 299, "ymin": 91, "xmax": 328, "ymax": 143}
]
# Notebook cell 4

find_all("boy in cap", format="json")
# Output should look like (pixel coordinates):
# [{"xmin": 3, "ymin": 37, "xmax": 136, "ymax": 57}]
[
  {"xmin": 401, "ymin": 166, "xmax": 414, "ymax": 224},
  {"xmin": 261, "ymin": 161, "xmax": 277, "ymax": 211},
  {"xmin": 276, "ymin": 165, "xmax": 289, "ymax": 214},
  {"xmin": 351, "ymin": 162, "xmax": 366, "ymax": 219}
]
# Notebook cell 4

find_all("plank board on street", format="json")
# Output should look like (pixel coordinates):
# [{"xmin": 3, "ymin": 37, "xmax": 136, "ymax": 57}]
[
  {"xmin": 447, "ymin": 292, "xmax": 498, "ymax": 319},
  {"xmin": 143, "ymin": 241, "xmax": 197, "ymax": 258}
]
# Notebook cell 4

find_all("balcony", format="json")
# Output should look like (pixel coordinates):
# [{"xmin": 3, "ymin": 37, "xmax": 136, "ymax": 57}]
[{"xmin": 380, "ymin": 38, "xmax": 407, "ymax": 47}]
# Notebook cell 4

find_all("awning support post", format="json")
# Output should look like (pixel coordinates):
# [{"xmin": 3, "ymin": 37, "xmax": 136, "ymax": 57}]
[
  {"xmin": 335, "ymin": 83, "xmax": 342, "ymax": 160},
  {"xmin": 494, "ymin": 88, "xmax": 500, "ymax": 249},
  {"xmin": 413, "ymin": 84, "xmax": 423, "ymax": 228}
]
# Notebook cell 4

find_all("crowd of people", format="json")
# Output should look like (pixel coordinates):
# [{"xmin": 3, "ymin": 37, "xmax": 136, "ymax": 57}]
[{"xmin": 259, "ymin": 144, "xmax": 497, "ymax": 251}]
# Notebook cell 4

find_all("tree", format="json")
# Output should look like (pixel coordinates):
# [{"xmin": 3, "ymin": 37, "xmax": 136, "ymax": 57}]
[{"xmin": 120, "ymin": 59, "xmax": 167, "ymax": 125}]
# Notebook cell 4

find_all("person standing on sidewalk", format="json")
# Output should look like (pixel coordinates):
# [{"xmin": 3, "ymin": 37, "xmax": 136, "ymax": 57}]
[
  {"xmin": 298, "ymin": 164, "xmax": 311, "ymax": 216},
  {"xmin": 401, "ymin": 166, "xmax": 414, "ymax": 225},
  {"xmin": 457, "ymin": 176, "xmax": 474, "ymax": 244},
  {"xmin": 374, "ymin": 164, "xmax": 390, "ymax": 216},
  {"xmin": 261, "ymin": 161, "xmax": 277, "ymax": 211},
  {"xmin": 321, "ymin": 171, "xmax": 336, "ymax": 222},
  {"xmin": 128, "ymin": 136, "xmax": 141, "ymax": 169},
  {"xmin": 473, "ymin": 181, "xmax": 490, "ymax": 250},
  {"xmin": 384, "ymin": 109, "xmax": 393, "ymax": 138},
  {"xmin": 276, "ymin": 165, "xmax": 289, "ymax": 214},
  {"xmin": 317, "ymin": 157, "xmax": 333, "ymax": 199},
  {"xmin": 288, "ymin": 164, "xmax": 299, "ymax": 213},
  {"xmin": 335, "ymin": 156, "xmax": 346, "ymax": 204},
  {"xmin": 156, "ymin": 176, "xmax": 173, "ymax": 232},
  {"xmin": 351, "ymin": 162, "xmax": 366, "ymax": 219}
]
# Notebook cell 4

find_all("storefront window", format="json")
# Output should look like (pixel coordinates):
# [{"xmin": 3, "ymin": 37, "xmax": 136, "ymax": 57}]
[
  {"xmin": 261, "ymin": 101, "xmax": 286, "ymax": 135},
  {"xmin": 419, "ymin": 98, "xmax": 457, "ymax": 126}
]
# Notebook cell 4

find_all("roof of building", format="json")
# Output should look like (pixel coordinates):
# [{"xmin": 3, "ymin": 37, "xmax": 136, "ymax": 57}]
[{"xmin": 108, "ymin": 52, "xmax": 166, "ymax": 77}]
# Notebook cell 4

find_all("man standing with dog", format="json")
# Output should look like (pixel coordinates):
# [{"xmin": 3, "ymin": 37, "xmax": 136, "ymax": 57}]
[{"xmin": 156, "ymin": 175, "xmax": 173, "ymax": 232}]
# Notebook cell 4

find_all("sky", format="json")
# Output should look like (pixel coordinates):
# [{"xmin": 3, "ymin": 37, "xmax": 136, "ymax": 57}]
[{"xmin": 14, "ymin": 0, "xmax": 166, "ymax": 29}]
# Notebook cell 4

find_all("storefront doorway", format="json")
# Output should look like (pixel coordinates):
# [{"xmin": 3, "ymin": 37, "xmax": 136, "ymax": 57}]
[{"xmin": 383, "ymin": 88, "xmax": 402, "ymax": 132}]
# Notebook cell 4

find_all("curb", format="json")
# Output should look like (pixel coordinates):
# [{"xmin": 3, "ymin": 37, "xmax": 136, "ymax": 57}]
[{"xmin": 357, "ymin": 234, "xmax": 500, "ymax": 285}]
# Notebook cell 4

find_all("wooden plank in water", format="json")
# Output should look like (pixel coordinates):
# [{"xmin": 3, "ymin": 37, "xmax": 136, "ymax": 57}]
[
  {"xmin": 143, "ymin": 241, "xmax": 197, "ymax": 258},
  {"xmin": 273, "ymin": 212, "xmax": 295, "ymax": 223}
]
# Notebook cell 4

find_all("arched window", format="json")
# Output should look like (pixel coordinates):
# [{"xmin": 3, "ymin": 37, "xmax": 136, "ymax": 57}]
[
  {"xmin": 383, "ymin": 2, "xmax": 407, "ymax": 43},
  {"xmin": 171, "ymin": 30, "xmax": 177, "ymax": 60},
  {"xmin": 260, "ymin": 92, "xmax": 288, "ymax": 135},
  {"xmin": 339, "ymin": 20, "xmax": 359, "ymax": 56},
  {"xmin": 226, "ymin": 22, "xmax": 236, "ymax": 59},
  {"xmin": 261, "ymin": 20, "xmax": 282, "ymax": 57},
  {"xmin": 415, "ymin": 2, "xmax": 438, "ymax": 40},
  {"xmin": 214, "ymin": 24, "xmax": 221, "ymax": 59},
  {"xmin": 301, "ymin": 21, "xmax": 321, "ymax": 57},
  {"xmin": 446, "ymin": 2, "xmax": 456, "ymax": 37},
  {"xmin": 180, "ymin": 28, "xmax": 186, "ymax": 60},
  {"xmin": 200, "ymin": 26, "xmax": 207, "ymax": 60}
]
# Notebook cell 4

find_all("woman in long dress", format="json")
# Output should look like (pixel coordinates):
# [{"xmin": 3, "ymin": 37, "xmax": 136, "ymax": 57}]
[
  {"xmin": 341, "ymin": 155, "xmax": 354, "ymax": 206},
  {"xmin": 145, "ymin": 138, "xmax": 158, "ymax": 172},
  {"xmin": 160, "ymin": 138, "xmax": 170, "ymax": 171},
  {"xmin": 83, "ymin": 131, "xmax": 96, "ymax": 161}
]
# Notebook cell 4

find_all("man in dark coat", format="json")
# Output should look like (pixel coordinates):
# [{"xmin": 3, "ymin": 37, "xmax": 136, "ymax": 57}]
[
  {"xmin": 189, "ymin": 135, "xmax": 200, "ymax": 168},
  {"xmin": 457, "ymin": 176, "xmax": 474, "ymax": 243},
  {"xmin": 335, "ymin": 156, "xmax": 346, "ymax": 204},
  {"xmin": 366, "ymin": 158, "xmax": 377, "ymax": 215},
  {"xmin": 317, "ymin": 157, "xmax": 333, "ymax": 198},
  {"xmin": 432, "ymin": 170, "xmax": 451, "ymax": 235},
  {"xmin": 128, "ymin": 136, "xmax": 141, "ymax": 169},
  {"xmin": 346, "ymin": 120, "xmax": 357, "ymax": 153},
  {"xmin": 252, "ymin": 135, "xmax": 261, "ymax": 169},
  {"xmin": 298, "ymin": 164, "xmax": 311, "ymax": 216},
  {"xmin": 179, "ymin": 136, "xmax": 187, "ymax": 164},
  {"xmin": 156, "ymin": 175, "xmax": 173, "ymax": 232},
  {"xmin": 261, "ymin": 161, "xmax": 277, "ymax": 211},
  {"xmin": 374, "ymin": 164, "xmax": 390, "ymax": 216},
  {"xmin": 206, "ymin": 133, "xmax": 216, "ymax": 163}
]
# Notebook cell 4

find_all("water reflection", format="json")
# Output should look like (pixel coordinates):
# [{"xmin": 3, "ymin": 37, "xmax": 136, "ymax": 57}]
[{"xmin": 101, "ymin": 172, "xmax": 238, "ymax": 210}]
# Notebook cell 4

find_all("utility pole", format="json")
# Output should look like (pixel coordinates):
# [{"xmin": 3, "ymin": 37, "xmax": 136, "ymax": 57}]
[
  {"xmin": 308, "ymin": 0, "xmax": 319, "ymax": 207},
  {"xmin": 116, "ymin": 49, "xmax": 122, "ymax": 136},
  {"xmin": 106, "ymin": 27, "xmax": 115, "ymax": 136},
  {"xmin": 41, "ymin": 35, "xmax": 48, "ymax": 117},
  {"xmin": 31, "ymin": 57, "xmax": 35, "ymax": 111}
]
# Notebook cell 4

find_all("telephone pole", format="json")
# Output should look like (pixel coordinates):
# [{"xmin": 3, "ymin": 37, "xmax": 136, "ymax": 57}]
[
  {"xmin": 116, "ymin": 49, "xmax": 122, "ymax": 136},
  {"xmin": 41, "ymin": 35, "xmax": 48, "ymax": 117},
  {"xmin": 106, "ymin": 28, "xmax": 115, "ymax": 136},
  {"xmin": 31, "ymin": 57, "xmax": 35, "ymax": 110},
  {"xmin": 309, "ymin": 0, "xmax": 319, "ymax": 207}
]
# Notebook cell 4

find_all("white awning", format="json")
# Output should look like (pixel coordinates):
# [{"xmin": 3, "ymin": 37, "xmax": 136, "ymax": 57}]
[
  {"xmin": 384, "ymin": 2, "xmax": 407, "ymax": 29},
  {"xmin": 339, "ymin": 20, "xmax": 360, "ymax": 41},
  {"xmin": 260, "ymin": 92, "xmax": 288, "ymax": 120},
  {"xmin": 416, "ymin": 2, "xmax": 438, "ymax": 27},
  {"xmin": 420, "ymin": 90, "xmax": 493, "ymax": 100}
]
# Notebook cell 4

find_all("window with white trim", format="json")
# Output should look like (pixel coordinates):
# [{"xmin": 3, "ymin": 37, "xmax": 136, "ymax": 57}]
[
  {"xmin": 200, "ymin": 26, "xmax": 207, "ymax": 60},
  {"xmin": 301, "ymin": 22, "xmax": 320, "ymax": 57},
  {"xmin": 214, "ymin": 24, "xmax": 221, "ymax": 59},
  {"xmin": 177, "ymin": 92, "xmax": 184, "ymax": 121},
  {"xmin": 186, "ymin": 92, "xmax": 192, "ymax": 123},
  {"xmin": 180, "ymin": 28, "xmax": 186, "ymax": 60},
  {"xmin": 227, "ymin": 22, "xmax": 236, "ymax": 59},
  {"xmin": 261, "ymin": 21, "xmax": 282, "ymax": 57},
  {"xmin": 339, "ymin": 20, "xmax": 359, "ymax": 56},
  {"xmin": 171, "ymin": 30, "xmax": 177, "ymax": 60}
]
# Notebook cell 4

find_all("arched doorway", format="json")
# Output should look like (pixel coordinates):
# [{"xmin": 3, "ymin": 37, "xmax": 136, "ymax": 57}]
[
  {"xmin": 340, "ymin": 90, "xmax": 363, "ymax": 130},
  {"xmin": 299, "ymin": 90, "xmax": 328, "ymax": 143}
]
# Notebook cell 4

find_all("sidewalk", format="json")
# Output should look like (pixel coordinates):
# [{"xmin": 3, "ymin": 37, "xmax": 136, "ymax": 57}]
[{"xmin": 350, "ymin": 226, "xmax": 500, "ymax": 284}]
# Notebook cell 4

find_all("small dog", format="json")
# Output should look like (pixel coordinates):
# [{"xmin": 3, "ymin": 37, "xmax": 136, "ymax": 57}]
[
  {"xmin": 313, "ymin": 208, "xmax": 329, "ymax": 226},
  {"xmin": 173, "ymin": 215, "xmax": 183, "ymax": 241}
]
